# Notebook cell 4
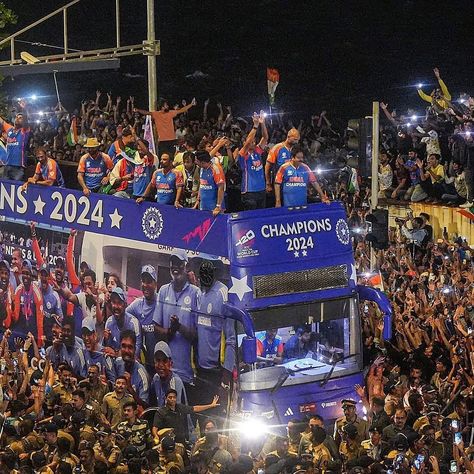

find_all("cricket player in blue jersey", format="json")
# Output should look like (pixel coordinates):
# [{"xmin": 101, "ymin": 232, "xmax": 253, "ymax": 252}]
[
  {"xmin": 195, "ymin": 259, "xmax": 235, "ymax": 420},
  {"xmin": 126, "ymin": 265, "xmax": 159, "ymax": 370},
  {"xmin": 153, "ymin": 249, "xmax": 200, "ymax": 395}
]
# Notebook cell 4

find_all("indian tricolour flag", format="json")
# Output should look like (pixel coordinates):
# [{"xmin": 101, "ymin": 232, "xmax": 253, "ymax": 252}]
[
  {"xmin": 267, "ymin": 68, "xmax": 280, "ymax": 105},
  {"xmin": 66, "ymin": 117, "xmax": 78, "ymax": 146}
]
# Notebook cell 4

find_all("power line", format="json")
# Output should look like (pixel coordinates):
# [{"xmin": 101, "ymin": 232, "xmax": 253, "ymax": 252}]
[{"xmin": 14, "ymin": 38, "xmax": 81, "ymax": 53}]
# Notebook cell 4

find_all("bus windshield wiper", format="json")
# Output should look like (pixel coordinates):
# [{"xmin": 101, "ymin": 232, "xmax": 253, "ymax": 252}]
[{"xmin": 319, "ymin": 353, "xmax": 358, "ymax": 387}]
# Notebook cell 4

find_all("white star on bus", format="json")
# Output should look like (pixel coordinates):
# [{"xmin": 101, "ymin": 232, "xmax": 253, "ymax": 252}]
[{"xmin": 229, "ymin": 275, "xmax": 252, "ymax": 301}]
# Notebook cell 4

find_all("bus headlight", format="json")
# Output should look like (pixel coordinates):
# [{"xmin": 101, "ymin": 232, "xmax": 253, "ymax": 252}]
[{"xmin": 238, "ymin": 418, "xmax": 267, "ymax": 439}]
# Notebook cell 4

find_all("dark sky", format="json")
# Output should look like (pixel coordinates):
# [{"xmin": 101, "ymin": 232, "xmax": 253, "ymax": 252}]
[{"xmin": 1, "ymin": 0, "xmax": 473, "ymax": 123}]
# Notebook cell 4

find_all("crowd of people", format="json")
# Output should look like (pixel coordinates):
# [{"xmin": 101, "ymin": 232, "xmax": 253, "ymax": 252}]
[{"xmin": 0, "ymin": 65, "xmax": 473, "ymax": 473}]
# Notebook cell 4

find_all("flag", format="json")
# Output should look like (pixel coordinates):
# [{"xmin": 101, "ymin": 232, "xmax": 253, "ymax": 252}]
[
  {"xmin": 66, "ymin": 117, "xmax": 78, "ymax": 146},
  {"xmin": 267, "ymin": 68, "xmax": 280, "ymax": 105},
  {"xmin": 369, "ymin": 271, "xmax": 384, "ymax": 291},
  {"xmin": 347, "ymin": 167, "xmax": 359, "ymax": 194},
  {"xmin": 143, "ymin": 115, "xmax": 156, "ymax": 155}
]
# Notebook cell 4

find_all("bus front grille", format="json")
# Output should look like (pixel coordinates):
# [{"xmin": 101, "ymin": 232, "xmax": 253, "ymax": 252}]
[{"xmin": 252, "ymin": 265, "xmax": 348, "ymax": 298}]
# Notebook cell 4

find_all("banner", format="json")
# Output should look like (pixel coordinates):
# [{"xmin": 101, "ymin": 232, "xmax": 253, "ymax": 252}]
[
  {"xmin": 0, "ymin": 180, "xmax": 227, "ymax": 256},
  {"xmin": 267, "ymin": 68, "xmax": 280, "ymax": 105}
]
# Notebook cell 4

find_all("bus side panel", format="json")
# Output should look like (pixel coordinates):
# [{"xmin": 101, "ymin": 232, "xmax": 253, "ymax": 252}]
[{"xmin": 240, "ymin": 372, "xmax": 365, "ymax": 424}]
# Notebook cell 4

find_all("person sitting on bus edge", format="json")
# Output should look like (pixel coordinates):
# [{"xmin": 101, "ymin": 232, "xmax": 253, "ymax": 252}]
[
  {"xmin": 232, "ymin": 111, "xmax": 268, "ymax": 210},
  {"xmin": 282, "ymin": 326, "xmax": 313, "ymax": 362},
  {"xmin": 265, "ymin": 128, "xmax": 300, "ymax": 193},
  {"xmin": 195, "ymin": 150, "xmax": 226, "ymax": 217},
  {"xmin": 274, "ymin": 145, "xmax": 329, "ymax": 207},
  {"xmin": 0, "ymin": 107, "xmax": 31, "ymax": 181},
  {"xmin": 21, "ymin": 147, "xmax": 65, "ymax": 191},
  {"xmin": 77, "ymin": 137, "xmax": 114, "ymax": 196},
  {"xmin": 256, "ymin": 329, "xmax": 283, "ymax": 365},
  {"xmin": 136, "ymin": 153, "xmax": 183, "ymax": 206}
]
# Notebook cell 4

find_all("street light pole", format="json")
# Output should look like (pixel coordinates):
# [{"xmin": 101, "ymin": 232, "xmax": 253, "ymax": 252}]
[{"xmin": 147, "ymin": 0, "xmax": 157, "ymax": 111}]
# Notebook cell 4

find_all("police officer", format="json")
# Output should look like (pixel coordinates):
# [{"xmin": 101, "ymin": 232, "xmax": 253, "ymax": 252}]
[
  {"xmin": 339, "ymin": 424, "xmax": 364, "ymax": 464},
  {"xmin": 94, "ymin": 426, "xmax": 121, "ymax": 470},
  {"xmin": 361, "ymin": 426, "xmax": 387, "ymax": 461},
  {"xmin": 116, "ymin": 401, "xmax": 153, "ymax": 454},
  {"xmin": 333, "ymin": 399, "xmax": 368, "ymax": 447},
  {"xmin": 71, "ymin": 389, "xmax": 106, "ymax": 428},
  {"xmin": 48, "ymin": 363, "xmax": 77, "ymax": 409}
]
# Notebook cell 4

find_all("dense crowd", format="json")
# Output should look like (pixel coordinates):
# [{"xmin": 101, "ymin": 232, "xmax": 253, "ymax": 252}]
[{"xmin": 0, "ymin": 66, "xmax": 474, "ymax": 473}]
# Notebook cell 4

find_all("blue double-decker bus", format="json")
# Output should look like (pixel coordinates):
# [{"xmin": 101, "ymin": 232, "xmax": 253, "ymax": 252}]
[{"xmin": 0, "ymin": 180, "xmax": 391, "ymax": 425}]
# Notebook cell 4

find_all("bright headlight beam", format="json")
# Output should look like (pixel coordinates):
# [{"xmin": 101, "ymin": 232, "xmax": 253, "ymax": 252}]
[{"xmin": 238, "ymin": 419, "xmax": 267, "ymax": 439}]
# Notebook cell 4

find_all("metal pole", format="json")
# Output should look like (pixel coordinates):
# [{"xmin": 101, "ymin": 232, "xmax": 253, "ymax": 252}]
[
  {"xmin": 53, "ymin": 70, "xmax": 61, "ymax": 104},
  {"xmin": 63, "ymin": 9, "xmax": 68, "ymax": 54},
  {"xmin": 115, "ymin": 0, "xmax": 121, "ymax": 48},
  {"xmin": 371, "ymin": 101, "xmax": 380, "ymax": 210},
  {"xmin": 147, "ymin": 0, "xmax": 157, "ymax": 111},
  {"xmin": 10, "ymin": 39, "xmax": 14, "ymax": 65}
]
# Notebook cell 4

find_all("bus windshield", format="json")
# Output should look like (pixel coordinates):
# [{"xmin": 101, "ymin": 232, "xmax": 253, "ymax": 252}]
[{"xmin": 239, "ymin": 297, "xmax": 362, "ymax": 390}]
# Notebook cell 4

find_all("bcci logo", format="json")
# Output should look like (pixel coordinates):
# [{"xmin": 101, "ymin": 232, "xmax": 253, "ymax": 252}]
[
  {"xmin": 335, "ymin": 219, "xmax": 350, "ymax": 245},
  {"xmin": 141, "ymin": 208, "xmax": 164, "ymax": 240}
]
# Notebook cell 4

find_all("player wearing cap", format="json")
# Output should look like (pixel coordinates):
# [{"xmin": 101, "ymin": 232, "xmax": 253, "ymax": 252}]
[
  {"xmin": 0, "ymin": 259, "xmax": 14, "ymax": 328},
  {"xmin": 153, "ymin": 249, "xmax": 200, "ymax": 389},
  {"xmin": 125, "ymin": 264, "xmax": 159, "ymax": 368},
  {"xmin": 361, "ymin": 426, "xmax": 387, "ymax": 461},
  {"xmin": 116, "ymin": 400, "xmax": 153, "ymax": 454},
  {"xmin": 77, "ymin": 137, "xmax": 114, "ymax": 195},
  {"xmin": 150, "ymin": 341, "xmax": 187, "ymax": 408},
  {"xmin": 333, "ymin": 399, "xmax": 368, "ymax": 447},
  {"xmin": 109, "ymin": 330, "xmax": 149, "ymax": 407},
  {"xmin": 104, "ymin": 287, "xmax": 141, "ymax": 358},
  {"xmin": 38, "ymin": 263, "xmax": 63, "ymax": 346},
  {"xmin": 195, "ymin": 258, "xmax": 235, "ymax": 416},
  {"xmin": 11, "ymin": 259, "xmax": 44, "ymax": 346}
]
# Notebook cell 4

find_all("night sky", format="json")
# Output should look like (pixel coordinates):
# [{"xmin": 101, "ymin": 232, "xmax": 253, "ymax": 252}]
[{"xmin": 1, "ymin": 0, "xmax": 473, "ymax": 124}]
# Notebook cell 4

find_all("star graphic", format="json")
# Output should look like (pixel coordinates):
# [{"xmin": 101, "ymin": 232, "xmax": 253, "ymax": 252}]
[
  {"xmin": 109, "ymin": 208, "xmax": 123, "ymax": 229},
  {"xmin": 294, "ymin": 251, "xmax": 299, "ymax": 257},
  {"xmin": 302, "ymin": 250, "xmax": 307, "ymax": 257},
  {"xmin": 149, "ymin": 217, "xmax": 157, "ymax": 229},
  {"xmin": 33, "ymin": 195, "xmax": 46, "ymax": 215},
  {"xmin": 228, "ymin": 275, "xmax": 252, "ymax": 301}
]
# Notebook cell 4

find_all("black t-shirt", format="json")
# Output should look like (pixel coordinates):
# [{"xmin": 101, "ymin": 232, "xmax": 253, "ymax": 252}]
[{"xmin": 153, "ymin": 403, "xmax": 194, "ymax": 443}]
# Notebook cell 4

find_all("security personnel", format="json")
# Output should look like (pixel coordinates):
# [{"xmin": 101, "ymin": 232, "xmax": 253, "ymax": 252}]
[
  {"xmin": 160, "ymin": 435, "xmax": 185, "ymax": 472},
  {"xmin": 333, "ymin": 399, "xmax": 368, "ymax": 446},
  {"xmin": 303, "ymin": 426, "xmax": 332, "ymax": 472},
  {"xmin": 192, "ymin": 419, "xmax": 237, "ymax": 460},
  {"xmin": 10, "ymin": 419, "xmax": 45, "ymax": 457},
  {"xmin": 72, "ymin": 389, "xmax": 104, "ymax": 428},
  {"xmin": 94, "ymin": 426, "xmax": 121, "ymax": 470},
  {"xmin": 339, "ymin": 424, "xmax": 364, "ymax": 464},
  {"xmin": 116, "ymin": 400, "xmax": 153, "ymax": 454},
  {"xmin": 361, "ymin": 426, "xmax": 387, "ymax": 461},
  {"xmin": 48, "ymin": 364, "xmax": 76, "ymax": 409}
]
